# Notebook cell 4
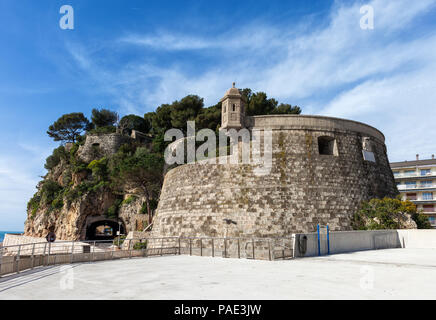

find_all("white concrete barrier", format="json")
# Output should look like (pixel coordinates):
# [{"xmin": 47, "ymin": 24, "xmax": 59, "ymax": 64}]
[
  {"xmin": 294, "ymin": 229, "xmax": 436, "ymax": 257},
  {"xmin": 294, "ymin": 230, "xmax": 402, "ymax": 257},
  {"xmin": 397, "ymin": 229, "xmax": 436, "ymax": 248}
]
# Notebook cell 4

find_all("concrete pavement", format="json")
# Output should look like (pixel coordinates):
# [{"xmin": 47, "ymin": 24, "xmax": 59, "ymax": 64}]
[{"xmin": 1, "ymin": 248, "xmax": 435, "ymax": 299}]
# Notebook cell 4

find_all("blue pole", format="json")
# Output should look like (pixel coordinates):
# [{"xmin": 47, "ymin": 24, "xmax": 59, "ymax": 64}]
[
  {"xmin": 317, "ymin": 224, "xmax": 321, "ymax": 256},
  {"xmin": 327, "ymin": 225, "xmax": 330, "ymax": 255}
]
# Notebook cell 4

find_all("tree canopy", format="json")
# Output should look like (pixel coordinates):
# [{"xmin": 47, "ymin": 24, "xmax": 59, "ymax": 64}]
[
  {"xmin": 47, "ymin": 112, "xmax": 90, "ymax": 143},
  {"xmin": 241, "ymin": 89, "xmax": 301, "ymax": 116},
  {"xmin": 109, "ymin": 147, "xmax": 164, "ymax": 222},
  {"xmin": 119, "ymin": 114, "xmax": 150, "ymax": 135},
  {"xmin": 91, "ymin": 108, "xmax": 118, "ymax": 128}
]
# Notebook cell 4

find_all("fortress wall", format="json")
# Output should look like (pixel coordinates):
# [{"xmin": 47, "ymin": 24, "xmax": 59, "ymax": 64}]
[
  {"xmin": 151, "ymin": 122, "xmax": 397, "ymax": 239},
  {"xmin": 78, "ymin": 133, "xmax": 131, "ymax": 163},
  {"xmin": 246, "ymin": 115, "xmax": 385, "ymax": 143}
]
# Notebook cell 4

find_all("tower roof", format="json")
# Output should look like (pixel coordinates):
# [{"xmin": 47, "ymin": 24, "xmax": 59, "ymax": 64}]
[{"xmin": 221, "ymin": 82, "xmax": 241, "ymax": 101}]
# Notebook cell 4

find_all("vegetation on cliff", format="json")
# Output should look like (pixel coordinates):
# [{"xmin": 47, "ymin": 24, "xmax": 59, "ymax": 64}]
[
  {"xmin": 352, "ymin": 197, "xmax": 432, "ymax": 230},
  {"xmin": 27, "ymin": 89, "xmax": 301, "ymax": 235}
]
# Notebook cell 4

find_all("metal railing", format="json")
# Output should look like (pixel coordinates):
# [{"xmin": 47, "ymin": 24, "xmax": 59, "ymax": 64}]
[
  {"xmin": 394, "ymin": 172, "xmax": 436, "ymax": 178},
  {"xmin": 398, "ymin": 184, "xmax": 436, "ymax": 190},
  {"xmin": 0, "ymin": 236, "xmax": 294, "ymax": 278}
]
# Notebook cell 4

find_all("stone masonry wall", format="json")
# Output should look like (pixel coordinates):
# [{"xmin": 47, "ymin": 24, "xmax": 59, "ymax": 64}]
[
  {"xmin": 78, "ymin": 133, "xmax": 132, "ymax": 163},
  {"xmin": 151, "ymin": 116, "xmax": 398, "ymax": 239}
]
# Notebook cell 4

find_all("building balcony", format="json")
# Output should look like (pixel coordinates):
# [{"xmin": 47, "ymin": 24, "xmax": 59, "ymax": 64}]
[
  {"xmin": 409, "ymin": 199, "xmax": 436, "ymax": 204},
  {"xmin": 422, "ymin": 211, "xmax": 436, "ymax": 215},
  {"xmin": 397, "ymin": 184, "xmax": 436, "ymax": 191},
  {"xmin": 394, "ymin": 172, "xmax": 436, "ymax": 179}
]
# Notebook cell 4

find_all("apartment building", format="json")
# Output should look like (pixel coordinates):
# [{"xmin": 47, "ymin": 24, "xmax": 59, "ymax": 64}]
[{"xmin": 391, "ymin": 155, "xmax": 436, "ymax": 228}]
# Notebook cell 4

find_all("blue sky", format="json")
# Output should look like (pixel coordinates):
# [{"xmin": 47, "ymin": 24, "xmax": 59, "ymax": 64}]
[{"xmin": 1, "ymin": 0, "xmax": 436, "ymax": 230}]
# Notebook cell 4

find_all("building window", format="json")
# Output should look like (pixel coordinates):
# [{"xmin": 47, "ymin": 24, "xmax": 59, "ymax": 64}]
[
  {"xmin": 224, "ymin": 105, "xmax": 226, "ymax": 113},
  {"xmin": 421, "ymin": 180, "xmax": 433, "ymax": 188},
  {"xmin": 405, "ymin": 181, "xmax": 417, "ymax": 189},
  {"xmin": 423, "ymin": 192, "xmax": 433, "ymax": 200},
  {"xmin": 393, "ymin": 171, "xmax": 400, "ymax": 177},
  {"xmin": 405, "ymin": 170, "xmax": 416, "ymax": 176},
  {"xmin": 318, "ymin": 136, "xmax": 338, "ymax": 156},
  {"xmin": 423, "ymin": 205, "xmax": 434, "ymax": 213},
  {"xmin": 232, "ymin": 104, "xmax": 236, "ymax": 112},
  {"xmin": 421, "ymin": 169, "xmax": 431, "ymax": 176},
  {"xmin": 428, "ymin": 217, "xmax": 436, "ymax": 226},
  {"xmin": 406, "ymin": 193, "xmax": 417, "ymax": 200},
  {"xmin": 363, "ymin": 150, "xmax": 376, "ymax": 162}
]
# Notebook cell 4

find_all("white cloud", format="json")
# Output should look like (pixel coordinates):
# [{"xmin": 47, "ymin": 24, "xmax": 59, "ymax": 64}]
[
  {"xmin": 65, "ymin": 0, "xmax": 436, "ymax": 162},
  {"xmin": 0, "ymin": 143, "xmax": 52, "ymax": 230}
]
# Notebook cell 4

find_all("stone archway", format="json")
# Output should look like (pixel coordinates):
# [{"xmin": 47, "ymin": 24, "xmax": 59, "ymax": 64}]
[{"xmin": 83, "ymin": 216, "xmax": 126, "ymax": 241}]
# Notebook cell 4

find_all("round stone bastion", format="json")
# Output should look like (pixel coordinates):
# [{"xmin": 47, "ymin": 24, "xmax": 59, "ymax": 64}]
[{"xmin": 150, "ymin": 115, "xmax": 398, "ymax": 239}]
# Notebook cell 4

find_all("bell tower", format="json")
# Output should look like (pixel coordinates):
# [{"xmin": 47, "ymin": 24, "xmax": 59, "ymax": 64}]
[{"xmin": 220, "ymin": 82, "xmax": 245, "ymax": 130}]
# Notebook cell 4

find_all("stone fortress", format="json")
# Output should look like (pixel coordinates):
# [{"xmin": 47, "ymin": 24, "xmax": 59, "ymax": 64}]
[{"xmin": 150, "ymin": 83, "xmax": 398, "ymax": 239}]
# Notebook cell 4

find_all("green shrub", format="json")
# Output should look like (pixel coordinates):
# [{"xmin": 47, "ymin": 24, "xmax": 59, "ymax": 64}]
[
  {"xmin": 69, "ymin": 142, "xmax": 80, "ymax": 158},
  {"xmin": 51, "ymin": 197, "xmax": 64, "ymax": 210},
  {"xmin": 44, "ymin": 146, "xmax": 67, "ymax": 170},
  {"xmin": 140, "ymin": 202, "xmax": 148, "ymax": 214},
  {"xmin": 27, "ymin": 194, "xmax": 41, "ymax": 218},
  {"xmin": 71, "ymin": 160, "xmax": 88, "ymax": 173},
  {"xmin": 40, "ymin": 180, "xmax": 63, "ymax": 206},
  {"xmin": 352, "ymin": 196, "xmax": 432, "ymax": 230},
  {"xmin": 121, "ymin": 195, "xmax": 137, "ymax": 206},
  {"xmin": 133, "ymin": 241, "xmax": 147, "ymax": 250},
  {"xmin": 88, "ymin": 157, "xmax": 108, "ymax": 180},
  {"xmin": 113, "ymin": 235, "xmax": 126, "ymax": 246},
  {"xmin": 88, "ymin": 126, "xmax": 116, "ymax": 135},
  {"xmin": 413, "ymin": 212, "xmax": 432, "ymax": 229},
  {"xmin": 107, "ymin": 198, "xmax": 122, "ymax": 218},
  {"xmin": 140, "ymin": 199, "xmax": 158, "ymax": 214}
]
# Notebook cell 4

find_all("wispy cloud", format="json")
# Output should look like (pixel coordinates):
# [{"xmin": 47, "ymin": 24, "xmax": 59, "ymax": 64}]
[
  {"xmin": 0, "ymin": 142, "xmax": 53, "ymax": 230},
  {"xmin": 65, "ymin": 0, "xmax": 436, "ymax": 162}
]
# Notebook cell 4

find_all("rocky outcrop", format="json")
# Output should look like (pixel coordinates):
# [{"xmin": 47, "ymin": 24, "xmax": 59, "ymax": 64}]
[
  {"xmin": 24, "ymin": 133, "xmax": 152, "ymax": 241},
  {"xmin": 25, "ymin": 189, "xmax": 116, "ymax": 240}
]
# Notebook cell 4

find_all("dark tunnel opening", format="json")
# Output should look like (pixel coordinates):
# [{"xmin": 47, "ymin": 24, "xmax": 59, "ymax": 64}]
[{"xmin": 85, "ymin": 220, "xmax": 125, "ymax": 241}]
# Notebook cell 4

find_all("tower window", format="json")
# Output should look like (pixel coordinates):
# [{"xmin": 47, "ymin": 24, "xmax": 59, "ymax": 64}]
[
  {"xmin": 232, "ymin": 104, "xmax": 236, "ymax": 112},
  {"xmin": 318, "ymin": 136, "xmax": 338, "ymax": 156},
  {"xmin": 224, "ymin": 105, "xmax": 226, "ymax": 113}
]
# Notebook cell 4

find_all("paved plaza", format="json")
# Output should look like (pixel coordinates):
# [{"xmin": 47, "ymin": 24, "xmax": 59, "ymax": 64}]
[{"xmin": 1, "ymin": 248, "xmax": 435, "ymax": 299}]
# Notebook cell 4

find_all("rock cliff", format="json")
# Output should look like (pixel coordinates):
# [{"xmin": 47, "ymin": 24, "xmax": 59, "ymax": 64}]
[{"xmin": 24, "ymin": 133, "xmax": 155, "ymax": 241}]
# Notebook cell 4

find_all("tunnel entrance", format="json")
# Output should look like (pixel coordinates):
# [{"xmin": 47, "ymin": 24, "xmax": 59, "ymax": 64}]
[{"xmin": 86, "ymin": 220, "xmax": 125, "ymax": 241}]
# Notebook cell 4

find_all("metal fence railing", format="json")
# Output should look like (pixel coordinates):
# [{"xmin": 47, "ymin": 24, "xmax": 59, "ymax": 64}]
[{"xmin": 0, "ymin": 236, "xmax": 294, "ymax": 278}]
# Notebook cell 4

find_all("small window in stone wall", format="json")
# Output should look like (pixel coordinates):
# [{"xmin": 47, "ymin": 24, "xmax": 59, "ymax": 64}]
[
  {"xmin": 92, "ymin": 143, "xmax": 100, "ymax": 147},
  {"xmin": 362, "ymin": 137, "xmax": 376, "ymax": 163},
  {"xmin": 363, "ymin": 150, "xmax": 376, "ymax": 162},
  {"xmin": 318, "ymin": 136, "xmax": 338, "ymax": 156},
  {"xmin": 232, "ymin": 104, "xmax": 236, "ymax": 112}
]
